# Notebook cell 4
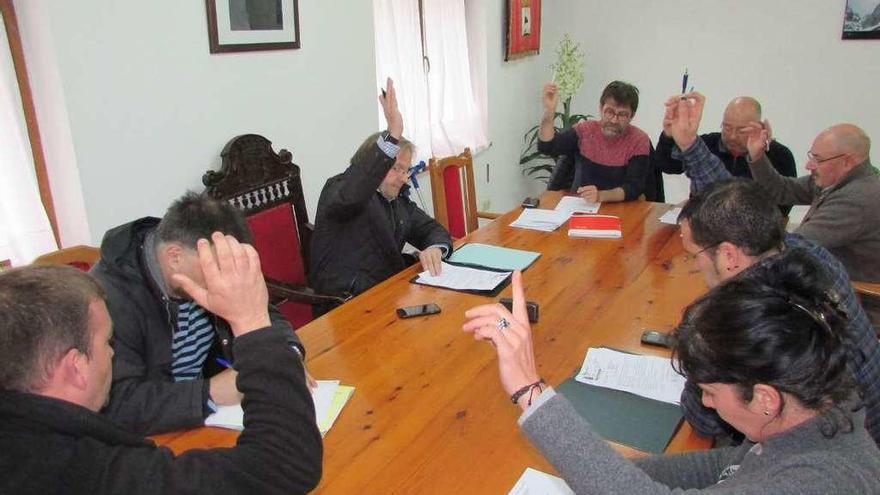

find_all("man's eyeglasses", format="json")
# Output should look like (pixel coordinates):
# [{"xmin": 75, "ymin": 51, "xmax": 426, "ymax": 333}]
[
  {"xmin": 720, "ymin": 124, "xmax": 750, "ymax": 136},
  {"xmin": 602, "ymin": 108, "xmax": 632, "ymax": 121},
  {"xmin": 390, "ymin": 164, "xmax": 410, "ymax": 176},
  {"xmin": 806, "ymin": 151, "xmax": 846, "ymax": 164},
  {"xmin": 686, "ymin": 242, "xmax": 720, "ymax": 261}
]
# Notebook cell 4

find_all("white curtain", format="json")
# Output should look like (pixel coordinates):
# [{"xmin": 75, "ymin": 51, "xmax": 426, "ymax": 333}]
[
  {"xmin": 373, "ymin": 0, "xmax": 488, "ymax": 162},
  {"xmin": 421, "ymin": 0, "xmax": 488, "ymax": 158},
  {"xmin": 0, "ymin": 17, "xmax": 57, "ymax": 266}
]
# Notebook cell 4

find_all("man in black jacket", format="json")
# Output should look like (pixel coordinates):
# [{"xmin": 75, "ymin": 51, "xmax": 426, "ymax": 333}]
[
  {"xmin": 91, "ymin": 192, "xmax": 307, "ymax": 435},
  {"xmin": 654, "ymin": 96, "xmax": 797, "ymax": 215},
  {"xmin": 0, "ymin": 234, "xmax": 322, "ymax": 494},
  {"xmin": 310, "ymin": 79, "xmax": 452, "ymax": 316}
]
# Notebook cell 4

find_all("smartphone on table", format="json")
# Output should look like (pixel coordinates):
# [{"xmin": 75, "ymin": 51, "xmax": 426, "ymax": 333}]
[
  {"xmin": 396, "ymin": 303, "xmax": 441, "ymax": 319},
  {"xmin": 640, "ymin": 329, "xmax": 675, "ymax": 348}
]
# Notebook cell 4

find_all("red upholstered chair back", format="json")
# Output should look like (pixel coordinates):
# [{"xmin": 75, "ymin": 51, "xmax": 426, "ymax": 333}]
[
  {"xmin": 429, "ymin": 148, "xmax": 479, "ymax": 239},
  {"xmin": 33, "ymin": 245, "xmax": 101, "ymax": 271},
  {"xmin": 203, "ymin": 134, "xmax": 314, "ymax": 329}
]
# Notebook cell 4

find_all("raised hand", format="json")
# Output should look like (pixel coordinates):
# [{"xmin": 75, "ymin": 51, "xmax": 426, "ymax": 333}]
[
  {"xmin": 380, "ymin": 77, "xmax": 403, "ymax": 139},
  {"xmin": 462, "ymin": 271, "xmax": 541, "ymax": 409},
  {"xmin": 744, "ymin": 119, "xmax": 773, "ymax": 162},
  {"xmin": 542, "ymin": 83, "xmax": 559, "ymax": 115},
  {"xmin": 663, "ymin": 91, "xmax": 706, "ymax": 151},
  {"xmin": 173, "ymin": 232, "xmax": 270, "ymax": 336}
]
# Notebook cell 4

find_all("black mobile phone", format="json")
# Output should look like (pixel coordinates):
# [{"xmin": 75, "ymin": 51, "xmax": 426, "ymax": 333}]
[
  {"xmin": 640, "ymin": 330, "xmax": 674, "ymax": 348},
  {"xmin": 499, "ymin": 297, "xmax": 539, "ymax": 323},
  {"xmin": 521, "ymin": 196, "xmax": 540, "ymax": 208},
  {"xmin": 396, "ymin": 303, "xmax": 441, "ymax": 319}
]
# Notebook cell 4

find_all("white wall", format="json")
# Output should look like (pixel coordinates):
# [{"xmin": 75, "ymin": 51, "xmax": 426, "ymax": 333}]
[
  {"xmin": 542, "ymin": 0, "xmax": 880, "ymax": 208},
  {"xmin": 20, "ymin": 0, "xmax": 551, "ymax": 242},
  {"xmin": 22, "ymin": 1, "xmax": 379, "ymax": 242}
]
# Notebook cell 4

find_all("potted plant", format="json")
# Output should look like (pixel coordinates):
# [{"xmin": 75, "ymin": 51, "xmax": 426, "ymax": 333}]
[{"xmin": 520, "ymin": 34, "xmax": 589, "ymax": 181}]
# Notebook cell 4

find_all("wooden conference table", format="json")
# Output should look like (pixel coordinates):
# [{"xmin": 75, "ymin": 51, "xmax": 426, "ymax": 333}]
[{"xmin": 152, "ymin": 191, "xmax": 712, "ymax": 493}]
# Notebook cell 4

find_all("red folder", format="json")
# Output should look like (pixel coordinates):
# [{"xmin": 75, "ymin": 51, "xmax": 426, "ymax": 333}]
[{"xmin": 568, "ymin": 214, "xmax": 622, "ymax": 239}]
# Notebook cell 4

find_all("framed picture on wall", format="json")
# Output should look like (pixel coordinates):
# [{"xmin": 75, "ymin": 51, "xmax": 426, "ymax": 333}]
[
  {"xmin": 843, "ymin": 0, "xmax": 880, "ymax": 39},
  {"xmin": 505, "ymin": 0, "xmax": 541, "ymax": 60},
  {"xmin": 205, "ymin": 0, "xmax": 301, "ymax": 53}
]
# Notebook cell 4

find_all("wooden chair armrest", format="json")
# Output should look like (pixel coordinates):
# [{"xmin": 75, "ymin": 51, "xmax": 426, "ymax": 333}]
[
  {"xmin": 476, "ymin": 211, "xmax": 502, "ymax": 220},
  {"xmin": 853, "ymin": 281, "xmax": 880, "ymax": 299},
  {"xmin": 265, "ymin": 278, "xmax": 352, "ymax": 306}
]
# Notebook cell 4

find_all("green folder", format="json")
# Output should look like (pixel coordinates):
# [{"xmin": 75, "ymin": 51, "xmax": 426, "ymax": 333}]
[
  {"xmin": 556, "ymin": 376, "xmax": 683, "ymax": 454},
  {"xmin": 448, "ymin": 243, "xmax": 541, "ymax": 272}
]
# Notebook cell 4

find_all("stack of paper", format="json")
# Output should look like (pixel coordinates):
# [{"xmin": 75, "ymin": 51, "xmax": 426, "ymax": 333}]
[
  {"xmin": 205, "ymin": 379, "xmax": 355, "ymax": 437},
  {"xmin": 659, "ymin": 207, "xmax": 682, "ymax": 225},
  {"xmin": 509, "ymin": 468, "xmax": 574, "ymax": 495},
  {"xmin": 415, "ymin": 262, "xmax": 511, "ymax": 292},
  {"xmin": 509, "ymin": 208, "xmax": 568, "ymax": 232},
  {"xmin": 575, "ymin": 348, "xmax": 685, "ymax": 405},
  {"xmin": 554, "ymin": 196, "xmax": 601, "ymax": 217}
]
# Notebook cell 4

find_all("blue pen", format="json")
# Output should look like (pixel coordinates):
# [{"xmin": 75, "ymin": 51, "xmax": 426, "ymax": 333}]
[
  {"xmin": 216, "ymin": 357, "xmax": 233, "ymax": 368},
  {"xmin": 681, "ymin": 69, "xmax": 689, "ymax": 94}
]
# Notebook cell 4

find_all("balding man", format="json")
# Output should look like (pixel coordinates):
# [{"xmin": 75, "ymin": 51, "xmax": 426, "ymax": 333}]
[
  {"xmin": 655, "ymin": 96, "xmax": 797, "ymax": 214},
  {"xmin": 664, "ymin": 92, "xmax": 880, "ymax": 289}
]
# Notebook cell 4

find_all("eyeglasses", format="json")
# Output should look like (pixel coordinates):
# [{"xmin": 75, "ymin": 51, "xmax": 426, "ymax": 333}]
[
  {"xmin": 686, "ymin": 242, "xmax": 720, "ymax": 262},
  {"xmin": 390, "ymin": 164, "xmax": 410, "ymax": 176},
  {"xmin": 602, "ymin": 108, "xmax": 632, "ymax": 121},
  {"xmin": 806, "ymin": 151, "xmax": 846, "ymax": 164}
]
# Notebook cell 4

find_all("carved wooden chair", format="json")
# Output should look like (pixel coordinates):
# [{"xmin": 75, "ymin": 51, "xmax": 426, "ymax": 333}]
[
  {"xmin": 429, "ymin": 148, "xmax": 500, "ymax": 239},
  {"xmin": 203, "ymin": 134, "xmax": 349, "ymax": 329},
  {"xmin": 32, "ymin": 245, "xmax": 101, "ymax": 271}
]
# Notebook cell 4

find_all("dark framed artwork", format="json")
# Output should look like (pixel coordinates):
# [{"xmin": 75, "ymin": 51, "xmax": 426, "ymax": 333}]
[
  {"xmin": 205, "ymin": 0, "xmax": 300, "ymax": 53},
  {"xmin": 505, "ymin": 0, "xmax": 541, "ymax": 61},
  {"xmin": 843, "ymin": 0, "xmax": 880, "ymax": 39}
]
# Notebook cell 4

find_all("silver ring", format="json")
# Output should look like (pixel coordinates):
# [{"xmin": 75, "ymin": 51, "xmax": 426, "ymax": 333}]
[{"xmin": 497, "ymin": 317, "xmax": 510, "ymax": 330}]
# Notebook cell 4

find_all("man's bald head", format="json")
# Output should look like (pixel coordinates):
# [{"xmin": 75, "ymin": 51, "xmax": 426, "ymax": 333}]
[
  {"xmin": 826, "ymin": 124, "xmax": 870, "ymax": 161},
  {"xmin": 720, "ymin": 96, "xmax": 763, "ymax": 155},
  {"xmin": 806, "ymin": 123, "xmax": 871, "ymax": 188}
]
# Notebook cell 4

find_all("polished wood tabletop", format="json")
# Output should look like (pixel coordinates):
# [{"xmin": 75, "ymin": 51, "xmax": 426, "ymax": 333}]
[{"xmin": 152, "ymin": 192, "xmax": 711, "ymax": 494}]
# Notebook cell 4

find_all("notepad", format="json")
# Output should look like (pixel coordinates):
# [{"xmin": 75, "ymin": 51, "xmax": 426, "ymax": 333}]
[
  {"xmin": 567, "ymin": 214, "xmax": 622, "ymax": 239},
  {"xmin": 448, "ymin": 243, "xmax": 541, "ymax": 272},
  {"xmin": 205, "ymin": 380, "xmax": 354, "ymax": 437}
]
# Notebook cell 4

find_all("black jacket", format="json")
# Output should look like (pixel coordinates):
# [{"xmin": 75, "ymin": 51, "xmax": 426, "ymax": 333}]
[
  {"xmin": 0, "ymin": 325, "xmax": 322, "ymax": 495},
  {"xmin": 654, "ymin": 131, "xmax": 797, "ymax": 214},
  {"xmin": 310, "ymin": 141, "xmax": 452, "ymax": 298},
  {"xmin": 91, "ymin": 217, "xmax": 302, "ymax": 435}
]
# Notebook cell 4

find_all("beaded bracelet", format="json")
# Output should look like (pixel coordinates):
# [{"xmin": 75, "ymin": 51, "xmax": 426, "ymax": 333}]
[{"xmin": 510, "ymin": 378, "xmax": 545, "ymax": 406}]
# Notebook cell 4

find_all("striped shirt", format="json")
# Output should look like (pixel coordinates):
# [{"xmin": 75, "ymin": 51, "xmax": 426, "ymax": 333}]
[{"xmin": 171, "ymin": 302, "xmax": 215, "ymax": 381}]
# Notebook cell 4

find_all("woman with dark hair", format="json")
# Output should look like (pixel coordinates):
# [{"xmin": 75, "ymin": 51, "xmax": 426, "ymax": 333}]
[{"xmin": 463, "ymin": 250, "xmax": 880, "ymax": 493}]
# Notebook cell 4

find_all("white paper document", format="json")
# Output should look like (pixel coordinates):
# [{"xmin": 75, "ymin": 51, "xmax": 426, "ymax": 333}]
[
  {"xmin": 509, "ymin": 468, "xmax": 574, "ymax": 495},
  {"xmin": 509, "ymin": 208, "xmax": 568, "ymax": 232},
  {"xmin": 206, "ymin": 380, "xmax": 353, "ymax": 436},
  {"xmin": 415, "ymin": 262, "xmax": 511, "ymax": 291},
  {"xmin": 554, "ymin": 196, "xmax": 601, "ymax": 216},
  {"xmin": 659, "ymin": 207, "xmax": 682, "ymax": 225},
  {"xmin": 575, "ymin": 347, "xmax": 686, "ymax": 405}
]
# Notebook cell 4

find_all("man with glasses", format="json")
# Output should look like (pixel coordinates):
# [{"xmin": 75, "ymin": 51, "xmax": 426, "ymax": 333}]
[
  {"xmin": 676, "ymin": 178, "xmax": 880, "ymax": 446},
  {"xmin": 309, "ymin": 79, "xmax": 452, "ymax": 317},
  {"xmin": 538, "ymin": 80, "xmax": 652, "ymax": 203},
  {"xmin": 663, "ymin": 92, "xmax": 880, "ymax": 292},
  {"xmin": 654, "ymin": 96, "xmax": 797, "ymax": 215}
]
